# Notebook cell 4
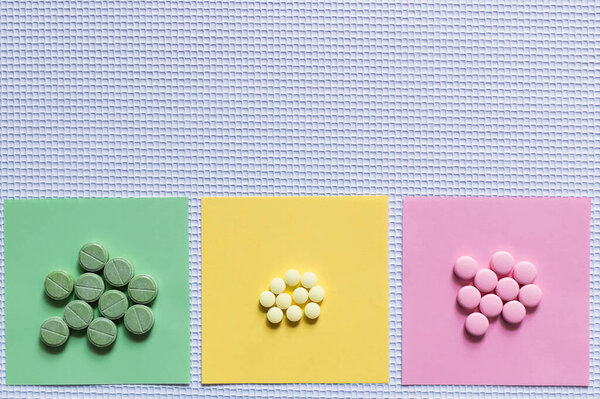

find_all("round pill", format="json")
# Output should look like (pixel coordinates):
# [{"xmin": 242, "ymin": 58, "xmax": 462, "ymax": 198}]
[
  {"xmin": 269, "ymin": 278, "xmax": 286, "ymax": 294},
  {"xmin": 63, "ymin": 300, "xmax": 94, "ymax": 330},
  {"xmin": 259, "ymin": 290, "xmax": 276, "ymax": 307},
  {"xmin": 465, "ymin": 312, "xmax": 489, "ymax": 336},
  {"xmin": 284, "ymin": 269, "xmax": 300, "ymax": 287},
  {"xmin": 454, "ymin": 256, "xmax": 478, "ymax": 280},
  {"xmin": 479, "ymin": 294, "xmax": 503, "ymax": 318},
  {"xmin": 98, "ymin": 290, "xmax": 128, "ymax": 320},
  {"xmin": 124, "ymin": 304, "xmax": 154, "ymax": 335},
  {"xmin": 308, "ymin": 286, "xmax": 325, "ymax": 302},
  {"xmin": 286, "ymin": 305, "xmax": 302, "ymax": 322},
  {"xmin": 75, "ymin": 272, "xmax": 105, "ymax": 302},
  {"xmin": 519, "ymin": 284, "xmax": 543, "ymax": 307},
  {"xmin": 490, "ymin": 250, "xmax": 514, "ymax": 275},
  {"xmin": 78, "ymin": 242, "xmax": 109, "ymax": 272},
  {"xmin": 87, "ymin": 317, "xmax": 117, "ymax": 347},
  {"xmin": 40, "ymin": 316, "xmax": 69, "ymax": 347},
  {"xmin": 267, "ymin": 307, "xmax": 283, "ymax": 323},
  {"xmin": 513, "ymin": 261, "xmax": 537, "ymax": 285},
  {"xmin": 301, "ymin": 272, "xmax": 317, "ymax": 289},
  {"xmin": 44, "ymin": 270, "xmax": 74, "ymax": 300},
  {"xmin": 305, "ymin": 302, "xmax": 321, "ymax": 319},
  {"xmin": 275, "ymin": 293, "xmax": 292, "ymax": 310},
  {"xmin": 502, "ymin": 300, "xmax": 526, "ymax": 324},
  {"xmin": 474, "ymin": 269, "xmax": 498, "ymax": 293},
  {"xmin": 127, "ymin": 274, "xmax": 158, "ymax": 304},
  {"xmin": 292, "ymin": 287, "xmax": 309, "ymax": 304},
  {"xmin": 103, "ymin": 257, "xmax": 134, "ymax": 288},
  {"xmin": 496, "ymin": 277, "xmax": 520, "ymax": 301},
  {"xmin": 457, "ymin": 285, "xmax": 481, "ymax": 309}
]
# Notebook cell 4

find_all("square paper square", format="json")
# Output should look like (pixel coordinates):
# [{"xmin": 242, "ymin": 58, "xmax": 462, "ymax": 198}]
[
  {"xmin": 201, "ymin": 196, "xmax": 388, "ymax": 383},
  {"xmin": 402, "ymin": 197, "xmax": 590, "ymax": 386},
  {"xmin": 4, "ymin": 198, "xmax": 190, "ymax": 385}
]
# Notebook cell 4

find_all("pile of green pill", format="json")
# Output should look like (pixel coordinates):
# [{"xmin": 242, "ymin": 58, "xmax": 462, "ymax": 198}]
[{"xmin": 40, "ymin": 242, "xmax": 158, "ymax": 348}]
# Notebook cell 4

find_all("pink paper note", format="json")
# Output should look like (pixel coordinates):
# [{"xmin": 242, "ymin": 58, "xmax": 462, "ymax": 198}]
[{"xmin": 402, "ymin": 197, "xmax": 590, "ymax": 386}]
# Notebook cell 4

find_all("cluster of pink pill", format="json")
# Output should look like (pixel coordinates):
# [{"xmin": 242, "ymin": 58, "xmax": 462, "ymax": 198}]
[{"xmin": 454, "ymin": 251, "xmax": 543, "ymax": 337}]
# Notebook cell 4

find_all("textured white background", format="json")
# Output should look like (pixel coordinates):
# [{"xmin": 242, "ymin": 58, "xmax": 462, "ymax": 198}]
[{"xmin": 1, "ymin": 0, "xmax": 599, "ymax": 397}]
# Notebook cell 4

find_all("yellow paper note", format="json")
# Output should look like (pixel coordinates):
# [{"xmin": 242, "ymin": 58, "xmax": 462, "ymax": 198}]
[{"xmin": 201, "ymin": 196, "xmax": 389, "ymax": 383}]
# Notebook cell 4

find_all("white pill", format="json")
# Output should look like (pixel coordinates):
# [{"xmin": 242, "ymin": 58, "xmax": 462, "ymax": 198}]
[
  {"xmin": 305, "ymin": 302, "xmax": 320, "ymax": 319},
  {"xmin": 284, "ymin": 269, "xmax": 300, "ymax": 286},
  {"xmin": 286, "ymin": 305, "xmax": 302, "ymax": 322},
  {"xmin": 301, "ymin": 272, "xmax": 317, "ymax": 289},
  {"xmin": 275, "ymin": 293, "xmax": 292, "ymax": 309},
  {"xmin": 292, "ymin": 287, "xmax": 309, "ymax": 304},
  {"xmin": 259, "ymin": 290, "xmax": 275, "ymax": 307},
  {"xmin": 267, "ymin": 307, "xmax": 283, "ymax": 323},
  {"xmin": 308, "ymin": 286, "xmax": 325, "ymax": 302},
  {"xmin": 269, "ymin": 278, "xmax": 286, "ymax": 294}
]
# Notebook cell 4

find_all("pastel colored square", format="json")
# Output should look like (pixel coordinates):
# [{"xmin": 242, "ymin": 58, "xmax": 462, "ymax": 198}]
[
  {"xmin": 401, "ymin": 197, "xmax": 590, "ymax": 386},
  {"xmin": 4, "ymin": 198, "xmax": 190, "ymax": 385},
  {"xmin": 201, "ymin": 196, "xmax": 389, "ymax": 383}
]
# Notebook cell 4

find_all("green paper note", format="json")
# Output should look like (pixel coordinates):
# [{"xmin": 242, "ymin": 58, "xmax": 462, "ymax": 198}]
[{"xmin": 4, "ymin": 198, "xmax": 190, "ymax": 385}]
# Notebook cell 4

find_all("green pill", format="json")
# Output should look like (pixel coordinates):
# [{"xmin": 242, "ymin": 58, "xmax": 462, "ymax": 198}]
[
  {"xmin": 40, "ymin": 316, "xmax": 69, "ymax": 347},
  {"xmin": 103, "ymin": 257, "xmax": 134, "ymax": 287},
  {"xmin": 98, "ymin": 290, "xmax": 128, "ymax": 320},
  {"xmin": 124, "ymin": 304, "xmax": 154, "ymax": 335},
  {"xmin": 75, "ymin": 272, "xmax": 105, "ymax": 302},
  {"xmin": 127, "ymin": 274, "xmax": 158, "ymax": 304},
  {"xmin": 87, "ymin": 317, "xmax": 117, "ymax": 347},
  {"xmin": 44, "ymin": 270, "xmax": 74, "ymax": 301},
  {"xmin": 78, "ymin": 242, "xmax": 109, "ymax": 272},
  {"xmin": 63, "ymin": 300, "xmax": 94, "ymax": 330}
]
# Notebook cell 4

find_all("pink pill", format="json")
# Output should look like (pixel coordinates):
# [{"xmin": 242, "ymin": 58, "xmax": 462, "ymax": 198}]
[
  {"xmin": 496, "ymin": 277, "xmax": 519, "ymax": 301},
  {"xmin": 454, "ymin": 256, "xmax": 478, "ymax": 280},
  {"xmin": 465, "ymin": 312, "xmax": 489, "ymax": 336},
  {"xmin": 479, "ymin": 293, "xmax": 503, "ymax": 317},
  {"xmin": 513, "ymin": 261, "xmax": 537, "ymax": 285},
  {"xmin": 474, "ymin": 269, "xmax": 498, "ymax": 293},
  {"xmin": 457, "ymin": 285, "xmax": 481, "ymax": 309},
  {"xmin": 502, "ymin": 300, "xmax": 526, "ymax": 324},
  {"xmin": 490, "ymin": 250, "xmax": 514, "ymax": 276},
  {"xmin": 519, "ymin": 284, "xmax": 543, "ymax": 307}
]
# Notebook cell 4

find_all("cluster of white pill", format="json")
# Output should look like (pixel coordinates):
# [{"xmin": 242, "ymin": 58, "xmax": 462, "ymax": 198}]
[
  {"xmin": 454, "ymin": 251, "xmax": 543, "ymax": 337},
  {"xmin": 259, "ymin": 269, "xmax": 324, "ymax": 324}
]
